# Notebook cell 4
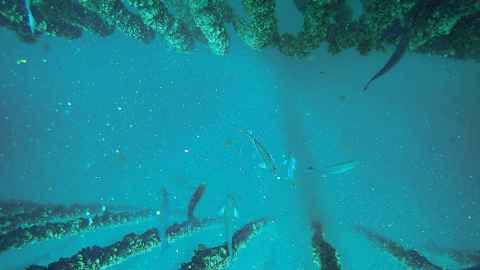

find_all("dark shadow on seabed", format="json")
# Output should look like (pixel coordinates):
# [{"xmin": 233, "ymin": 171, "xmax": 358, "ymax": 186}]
[{"xmin": 267, "ymin": 52, "xmax": 342, "ymax": 269}]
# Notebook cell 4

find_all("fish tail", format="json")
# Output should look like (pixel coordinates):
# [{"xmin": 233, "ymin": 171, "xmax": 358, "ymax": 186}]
[
  {"xmin": 363, "ymin": 79, "xmax": 373, "ymax": 91},
  {"xmin": 225, "ymin": 225, "xmax": 232, "ymax": 256}
]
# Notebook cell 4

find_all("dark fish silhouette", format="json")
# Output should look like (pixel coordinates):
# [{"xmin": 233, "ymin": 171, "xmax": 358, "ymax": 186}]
[
  {"xmin": 363, "ymin": 31, "xmax": 410, "ymax": 91},
  {"xmin": 187, "ymin": 183, "xmax": 206, "ymax": 220}
]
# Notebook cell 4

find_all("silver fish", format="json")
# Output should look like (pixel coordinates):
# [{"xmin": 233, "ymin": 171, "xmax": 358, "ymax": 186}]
[
  {"xmin": 25, "ymin": 0, "xmax": 36, "ymax": 34},
  {"xmin": 320, "ymin": 160, "xmax": 358, "ymax": 177},
  {"xmin": 241, "ymin": 130, "xmax": 278, "ymax": 177},
  {"xmin": 219, "ymin": 194, "xmax": 239, "ymax": 256},
  {"xmin": 286, "ymin": 155, "xmax": 297, "ymax": 180}
]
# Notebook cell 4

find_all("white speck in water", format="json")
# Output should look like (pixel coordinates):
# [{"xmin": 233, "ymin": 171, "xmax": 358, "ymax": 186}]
[
  {"xmin": 184, "ymin": 149, "xmax": 190, "ymax": 153},
  {"xmin": 156, "ymin": 210, "xmax": 161, "ymax": 216}
]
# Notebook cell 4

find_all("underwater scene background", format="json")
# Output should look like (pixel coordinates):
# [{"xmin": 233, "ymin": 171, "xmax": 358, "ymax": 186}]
[{"xmin": 0, "ymin": 1, "xmax": 479, "ymax": 270}]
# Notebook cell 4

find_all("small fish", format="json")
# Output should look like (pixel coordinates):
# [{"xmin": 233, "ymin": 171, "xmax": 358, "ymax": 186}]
[
  {"xmin": 219, "ymin": 194, "xmax": 239, "ymax": 256},
  {"xmin": 320, "ymin": 160, "xmax": 358, "ymax": 177},
  {"xmin": 286, "ymin": 156, "xmax": 297, "ymax": 180},
  {"xmin": 25, "ymin": 0, "xmax": 36, "ymax": 34},
  {"xmin": 241, "ymin": 130, "xmax": 277, "ymax": 177},
  {"xmin": 187, "ymin": 183, "xmax": 206, "ymax": 220},
  {"xmin": 16, "ymin": 59, "xmax": 28, "ymax": 65},
  {"xmin": 284, "ymin": 156, "xmax": 356, "ymax": 179},
  {"xmin": 363, "ymin": 31, "xmax": 410, "ymax": 91}
]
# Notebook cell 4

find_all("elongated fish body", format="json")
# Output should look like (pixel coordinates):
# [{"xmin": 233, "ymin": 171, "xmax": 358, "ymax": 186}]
[
  {"xmin": 187, "ymin": 183, "xmax": 206, "ymax": 220},
  {"xmin": 219, "ymin": 194, "xmax": 239, "ymax": 256},
  {"xmin": 363, "ymin": 32, "xmax": 410, "ymax": 91},
  {"xmin": 321, "ymin": 160, "xmax": 357, "ymax": 177},
  {"xmin": 25, "ymin": 0, "xmax": 36, "ymax": 34},
  {"xmin": 286, "ymin": 156, "xmax": 297, "ymax": 180},
  {"xmin": 241, "ymin": 130, "xmax": 278, "ymax": 177}
]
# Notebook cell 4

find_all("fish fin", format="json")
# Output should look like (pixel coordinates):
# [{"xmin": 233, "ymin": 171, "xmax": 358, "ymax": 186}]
[{"xmin": 258, "ymin": 162, "xmax": 267, "ymax": 169}]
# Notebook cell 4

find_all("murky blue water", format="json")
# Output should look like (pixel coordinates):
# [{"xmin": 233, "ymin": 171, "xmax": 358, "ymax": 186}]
[{"xmin": 0, "ymin": 2, "xmax": 479, "ymax": 270}]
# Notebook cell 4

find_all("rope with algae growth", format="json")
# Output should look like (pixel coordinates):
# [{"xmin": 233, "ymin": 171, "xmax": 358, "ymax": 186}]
[
  {"xmin": 0, "ymin": 0, "xmax": 478, "ymax": 60},
  {"xmin": 311, "ymin": 221, "xmax": 341, "ymax": 270},
  {"xmin": 24, "ymin": 218, "xmax": 269, "ymax": 270},
  {"xmin": 24, "ymin": 184, "xmax": 266, "ymax": 270},
  {"xmin": 77, "ymin": 0, "xmax": 155, "ymax": 43},
  {"xmin": 356, "ymin": 225, "xmax": 443, "ymax": 270},
  {"xmin": 232, "ymin": 0, "xmax": 278, "ymax": 50},
  {"xmin": 179, "ymin": 218, "xmax": 270, "ymax": 270},
  {"xmin": 188, "ymin": 0, "xmax": 231, "ymax": 56},
  {"xmin": 0, "ymin": 209, "xmax": 154, "ymax": 254},
  {"xmin": 123, "ymin": 0, "xmax": 194, "ymax": 51},
  {"xmin": 26, "ymin": 228, "xmax": 162, "ymax": 270},
  {"xmin": 0, "ymin": 203, "xmax": 114, "ymax": 235}
]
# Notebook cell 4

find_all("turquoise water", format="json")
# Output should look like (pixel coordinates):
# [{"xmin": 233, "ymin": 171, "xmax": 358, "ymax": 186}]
[{"xmin": 0, "ymin": 2, "xmax": 479, "ymax": 270}]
